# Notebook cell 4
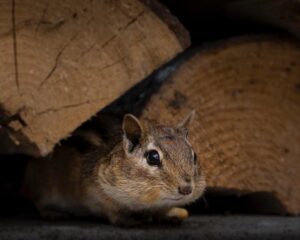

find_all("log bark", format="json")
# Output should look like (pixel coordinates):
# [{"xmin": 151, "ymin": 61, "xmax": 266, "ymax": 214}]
[
  {"xmin": 0, "ymin": 0, "xmax": 189, "ymax": 157},
  {"xmin": 141, "ymin": 35, "xmax": 300, "ymax": 214}
]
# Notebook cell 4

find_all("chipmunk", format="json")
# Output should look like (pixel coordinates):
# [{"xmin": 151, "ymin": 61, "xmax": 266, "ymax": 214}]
[{"xmin": 23, "ymin": 112, "xmax": 206, "ymax": 226}]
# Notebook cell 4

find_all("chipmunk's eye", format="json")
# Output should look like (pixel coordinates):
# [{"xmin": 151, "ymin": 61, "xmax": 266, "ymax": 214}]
[
  {"xmin": 145, "ymin": 150, "xmax": 161, "ymax": 166},
  {"xmin": 193, "ymin": 152, "xmax": 197, "ymax": 165}
]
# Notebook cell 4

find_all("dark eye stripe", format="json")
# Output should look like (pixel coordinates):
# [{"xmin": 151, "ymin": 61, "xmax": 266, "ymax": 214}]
[
  {"xmin": 193, "ymin": 152, "xmax": 198, "ymax": 164},
  {"xmin": 159, "ymin": 135, "xmax": 175, "ymax": 140}
]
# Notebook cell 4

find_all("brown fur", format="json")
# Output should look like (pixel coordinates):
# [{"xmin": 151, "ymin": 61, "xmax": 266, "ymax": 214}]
[{"xmin": 23, "ymin": 113, "xmax": 206, "ymax": 226}]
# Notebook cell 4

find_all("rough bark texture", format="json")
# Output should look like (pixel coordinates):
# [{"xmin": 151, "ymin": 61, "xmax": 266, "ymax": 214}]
[
  {"xmin": 0, "ymin": 0, "xmax": 190, "ymax": 157},
  {"xmin": 141, "ymin": 36, "xmax": 300, "ymax": 214}
]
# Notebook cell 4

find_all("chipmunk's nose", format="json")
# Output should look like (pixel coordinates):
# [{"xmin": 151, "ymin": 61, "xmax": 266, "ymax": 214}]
[{"xmin": 178, "ymin": 185, "xmax": 192, "ymax": 195}]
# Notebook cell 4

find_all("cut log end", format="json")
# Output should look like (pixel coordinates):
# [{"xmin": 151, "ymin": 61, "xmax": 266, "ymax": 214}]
[
  {"xmin": 141, "ymin": 35, "xmax": 300, "ymax": 214},
  {"xmin": 0, "ymin": 0, "xmax": 190, "ymax": 157}
]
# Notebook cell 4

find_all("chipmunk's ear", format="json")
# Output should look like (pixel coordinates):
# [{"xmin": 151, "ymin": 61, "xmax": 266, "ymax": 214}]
[
  {"xmin": 122, "ymin": 114, "xmax": 143, "ymax": 153},
  {"xmin": 177, "ymin": 110, "xmax": 195, "ymax": 137},
  {"xmin": 177, "ymin": 110, "xmax": 195, "ymax": 128}
]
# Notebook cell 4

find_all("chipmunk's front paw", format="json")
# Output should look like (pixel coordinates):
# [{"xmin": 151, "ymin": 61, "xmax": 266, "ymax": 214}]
[
  {"xmin": 166, "ymin": 207, "xmax": 189, "ymax": 220},
  {"xmin": 155, "ymin": 207, "xmax": 189, "ymax": 225}
]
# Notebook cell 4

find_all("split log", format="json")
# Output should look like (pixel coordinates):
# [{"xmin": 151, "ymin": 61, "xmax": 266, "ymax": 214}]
[
  {"xmin": 141, "ymin": 36, "xmax": 300, "ymax": 214},
  {"xmin": 0, "ymin": 0, "xmax": 189, "ymax": 157}
]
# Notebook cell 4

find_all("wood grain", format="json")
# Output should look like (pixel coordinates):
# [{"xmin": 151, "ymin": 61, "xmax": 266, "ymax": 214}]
[
  {"xmin": 0, "ymin": 0, "xmax": 189, "ymax": 156},
  {"xmin": 141, "ymin": 36, "xmax": 300, "ymax": 214}
]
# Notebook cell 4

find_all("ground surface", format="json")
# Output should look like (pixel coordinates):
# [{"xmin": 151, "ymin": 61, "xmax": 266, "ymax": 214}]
[{"xmin": 0, "ymin": 215, "xmax": 300, "ymax": 240}]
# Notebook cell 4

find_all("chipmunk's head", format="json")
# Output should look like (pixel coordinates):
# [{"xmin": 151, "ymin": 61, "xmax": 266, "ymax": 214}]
[{"xmin": 103, "ymin": 112, "xmax": 206, "ymax": 210}]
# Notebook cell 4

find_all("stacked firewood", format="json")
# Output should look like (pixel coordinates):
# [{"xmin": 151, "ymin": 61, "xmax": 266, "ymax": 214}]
[{"xmin": 0, "ymin": 0, "xmax": 299, "ymax": 214}]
